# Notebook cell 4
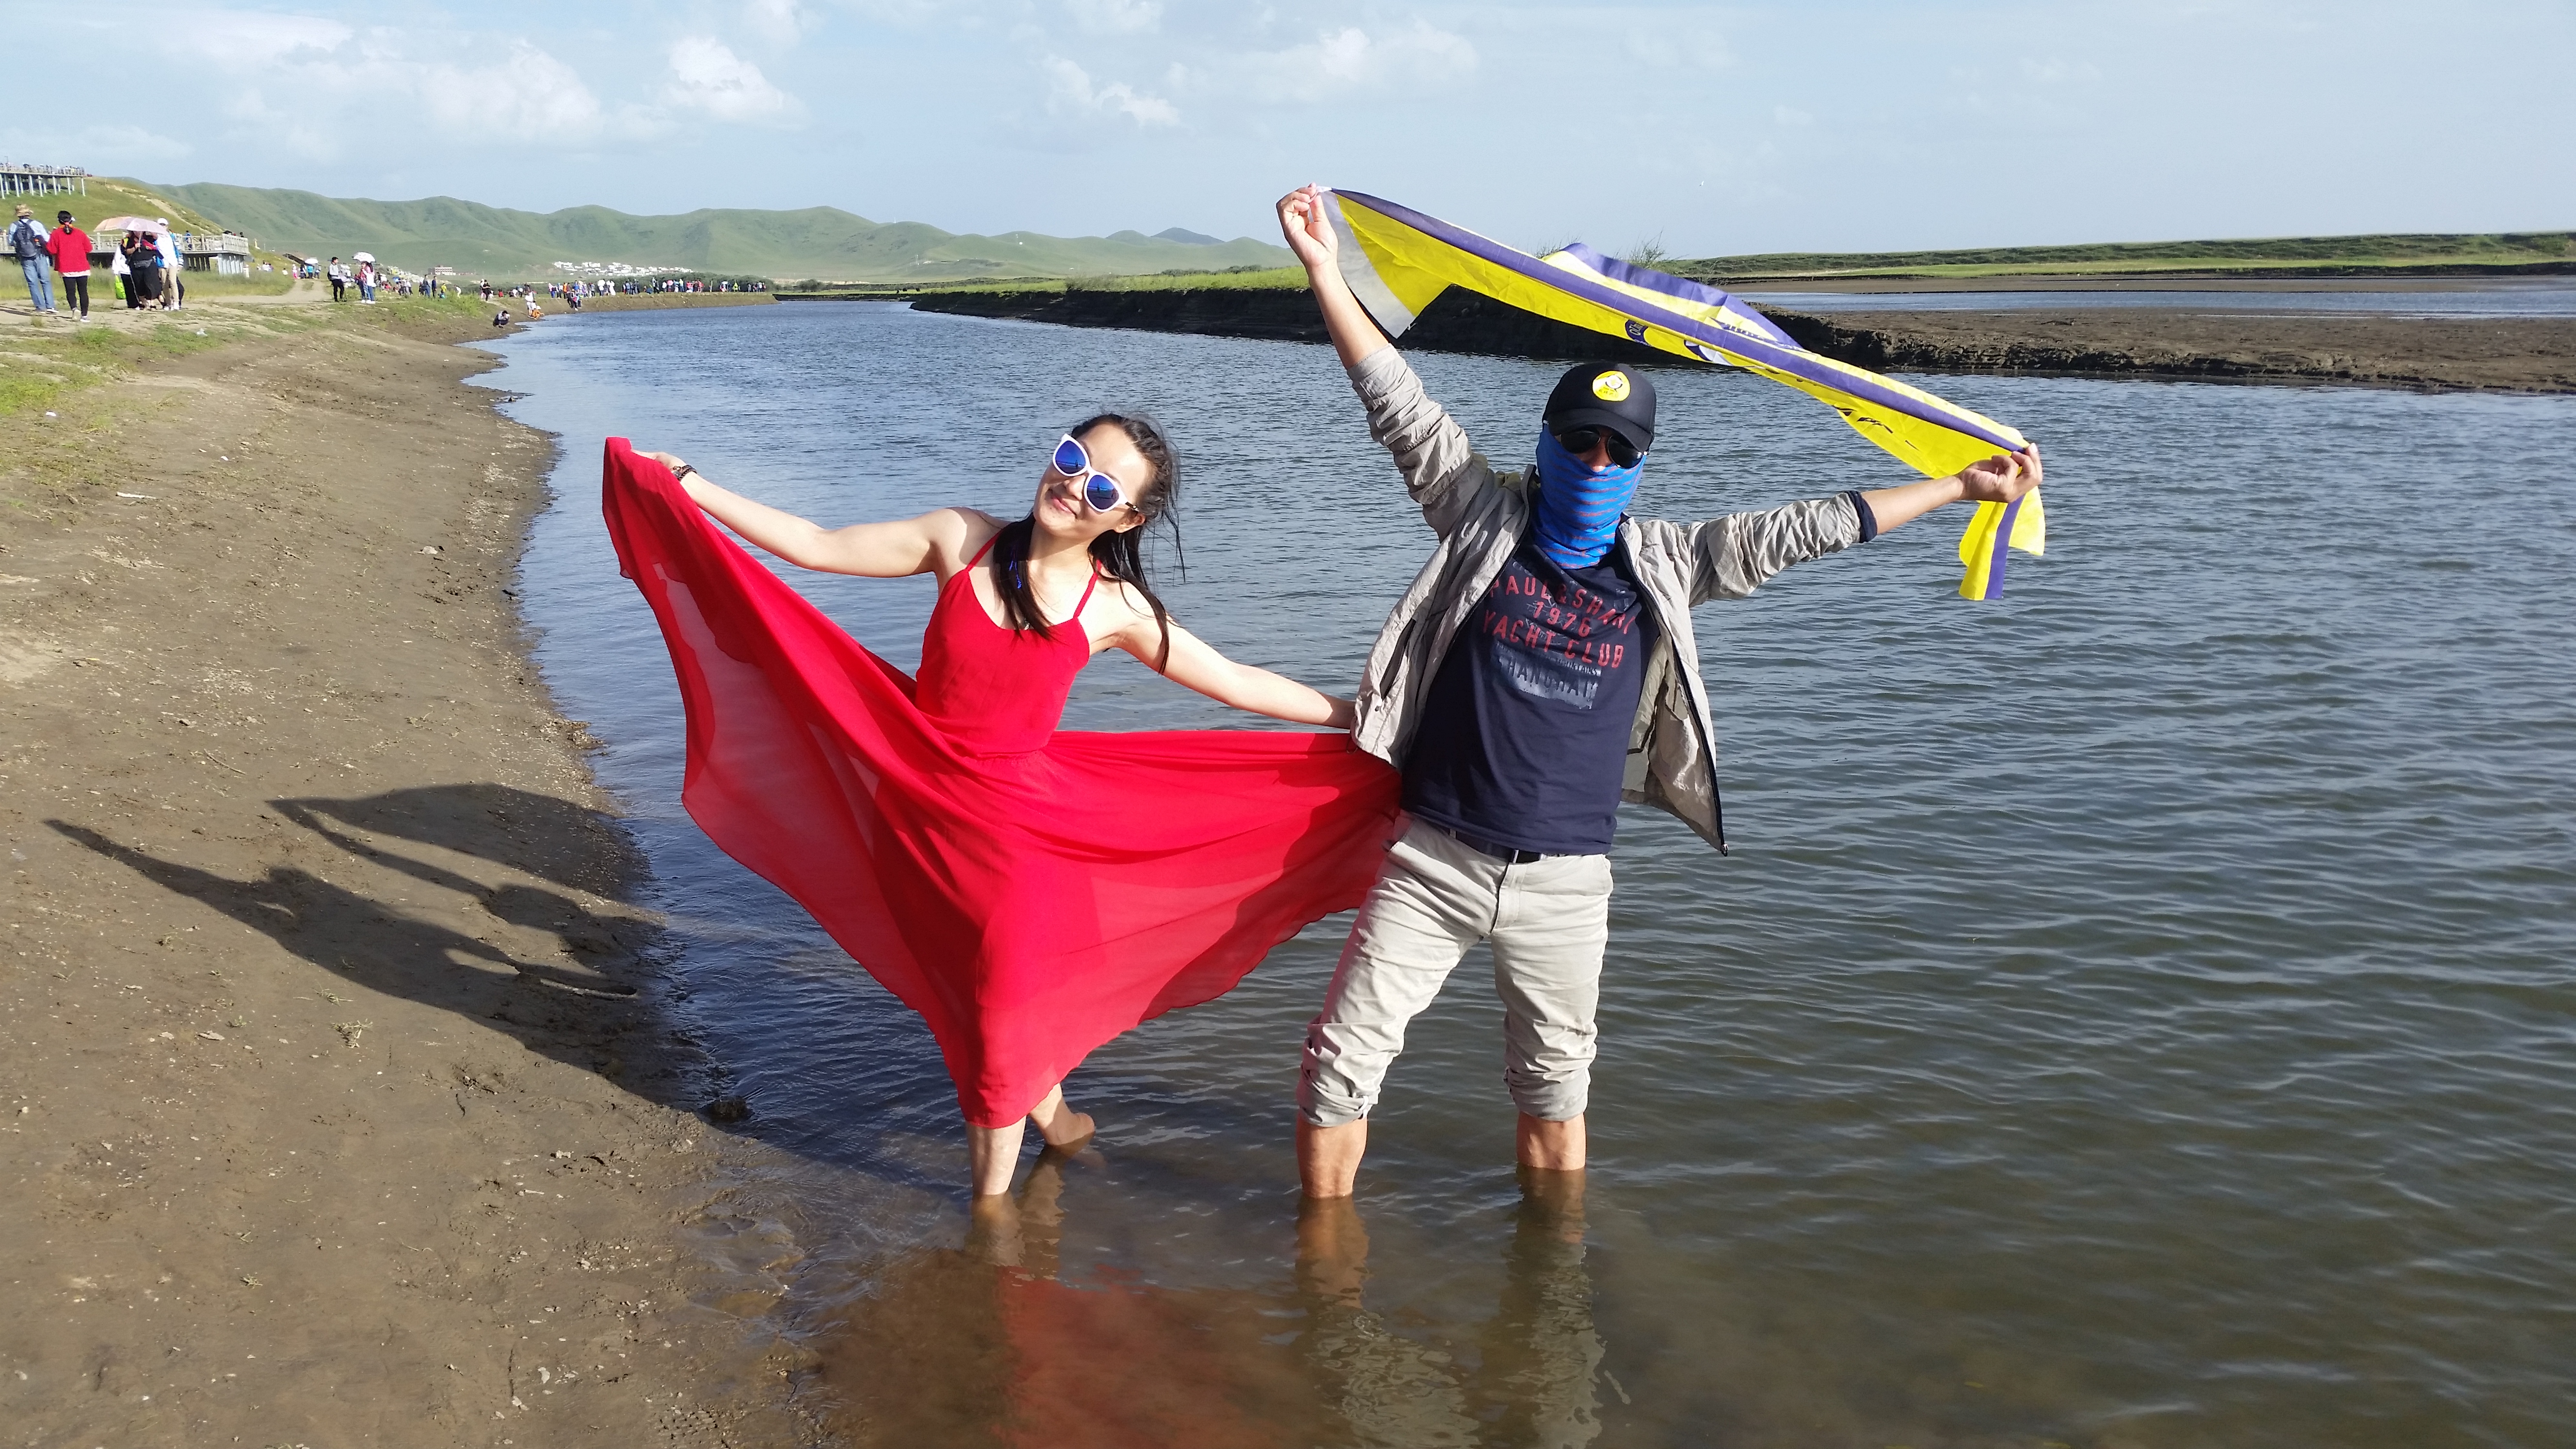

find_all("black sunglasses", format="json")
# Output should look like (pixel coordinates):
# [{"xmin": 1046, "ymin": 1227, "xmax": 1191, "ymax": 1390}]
[{"xmin": 1554, "ymin": 426, "xmax": 1644, "ymax": 467}]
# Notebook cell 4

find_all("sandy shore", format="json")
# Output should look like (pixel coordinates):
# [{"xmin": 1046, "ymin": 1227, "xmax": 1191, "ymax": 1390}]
[
  {"xmin": 569, "ymin": 292, "xmax": 776, "ymax": 314},
  {"xmin": 0, "ymin": 305, "xmax": 812, "ymax": 1445}
]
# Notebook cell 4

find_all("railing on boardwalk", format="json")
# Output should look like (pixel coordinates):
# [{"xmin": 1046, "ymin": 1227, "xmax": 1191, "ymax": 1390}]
[{"xmin": 1, "ymin": 163, "xmax": 87, "ymax": 197}]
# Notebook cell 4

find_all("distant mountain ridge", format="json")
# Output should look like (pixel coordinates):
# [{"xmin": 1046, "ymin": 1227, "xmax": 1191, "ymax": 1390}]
[{"xmin": 151, "ymin": 180, "xmax": 1293, "ymax": 282}]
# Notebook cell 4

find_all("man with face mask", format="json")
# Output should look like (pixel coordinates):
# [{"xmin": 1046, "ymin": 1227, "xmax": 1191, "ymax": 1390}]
[{"xmin": 1273, "ymin": 185, "xmax": 2042, "ymax": 1198}]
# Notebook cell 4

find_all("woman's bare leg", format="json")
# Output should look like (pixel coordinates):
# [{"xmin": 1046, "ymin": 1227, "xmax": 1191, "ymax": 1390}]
[
  {"xmin": 966, "ymin": 1188, "xmax": 1024, "ymax": 1265},
  {"xmin": 1027, "ymin": 1083, "xmax": 1095, "ymax": 1152},
  {"xmin": 968, "ymin": 1118, "xmax": 1029, "ymax": 1197},
  {"xmin": 968, "ymin": 1083, "xmax": 1095, "ymax": 1196}
]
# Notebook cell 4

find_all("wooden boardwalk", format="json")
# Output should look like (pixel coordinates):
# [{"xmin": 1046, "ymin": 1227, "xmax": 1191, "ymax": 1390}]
[{"xmin": 1, "ymin": 163, "xmax": 86, "ymax": 197}]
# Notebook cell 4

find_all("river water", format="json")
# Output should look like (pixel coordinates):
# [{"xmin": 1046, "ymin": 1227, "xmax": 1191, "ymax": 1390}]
[{"xmin": 476, "ymin": 302, "xmax": 2576, "ymax": 1448}]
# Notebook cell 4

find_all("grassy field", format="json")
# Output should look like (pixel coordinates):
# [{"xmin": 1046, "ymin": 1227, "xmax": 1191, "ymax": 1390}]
[
  {"xmin": 787, "ymin": 265, "xmax": 1310, "ymax": 298},
  {"xmin": 834, "ymin": 227, "xmax": 2576, "ymax": 301},
  {"xmin": 1670, "ymin": 231, "xmax": 2576, "ymax": 280},
  {"xmin": 152, "ymin": 179, "xmax": 1295, "ymax": 284},
  {"xmin": 0, "ymin": 294, "xmax": 484, "ymax": 421}
]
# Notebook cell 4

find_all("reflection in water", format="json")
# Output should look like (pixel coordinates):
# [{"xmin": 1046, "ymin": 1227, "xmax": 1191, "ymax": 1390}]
[
  {"xmin": 1301, "ymin": 1172, "xmax": 1604, "ymax": 1449},
  {"xmin": 1476, "ymin": 1173, "xmax": 1605, "ymax": 1448},
  {"xmin": 809, "ymin": 1161, "xmax": 1605, "ymax": 1448}
]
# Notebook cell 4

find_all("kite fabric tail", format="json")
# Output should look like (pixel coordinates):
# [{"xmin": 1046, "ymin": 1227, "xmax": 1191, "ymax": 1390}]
[
  {"xmin": 1954, "ymin": 491, "xmax": 2048, "ymax": 600},
  {"xmin": 1320, "ymin": 188, "xmax": 2049, "ymax": 598}
]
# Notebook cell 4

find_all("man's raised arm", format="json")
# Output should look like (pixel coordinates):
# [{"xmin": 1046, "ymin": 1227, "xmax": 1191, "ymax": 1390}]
[
  {"xmin": 1277, "ymin": 184, "xmax": 1388, "ymax": 370},
  {"xmin": 1277, "ymin": 185, "xmax": 1494, "ymax": 536},
  {"xmin": 1862, "ymin": 444, "xmax": 2045, "ymax": 535},
  {"xmin": 1681, "ymin": 445, "xmax": 2047, "ymax": 605}
]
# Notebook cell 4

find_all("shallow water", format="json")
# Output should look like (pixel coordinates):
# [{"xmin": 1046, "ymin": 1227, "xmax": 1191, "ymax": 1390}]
[{"xmin": 478, "ymin": 302, "xmax": 2576, "ymax": 1448}]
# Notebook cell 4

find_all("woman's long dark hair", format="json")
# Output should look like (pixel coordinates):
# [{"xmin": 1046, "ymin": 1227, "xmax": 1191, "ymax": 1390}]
[{"xmin": 990, "ymin": 413, "xmax": 1185, "ymax": 669}]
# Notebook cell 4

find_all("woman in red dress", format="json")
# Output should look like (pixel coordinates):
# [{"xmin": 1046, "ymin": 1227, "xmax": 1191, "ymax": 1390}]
[{"xmin": 604, "ymin": 418, "xmax": 1400, "ymax": 1195}]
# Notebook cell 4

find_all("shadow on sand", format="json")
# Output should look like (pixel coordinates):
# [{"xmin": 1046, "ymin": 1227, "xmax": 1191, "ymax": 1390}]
[{"xmin": 50, "ymin": 781, "xmax": 715, "ymax": 1111}]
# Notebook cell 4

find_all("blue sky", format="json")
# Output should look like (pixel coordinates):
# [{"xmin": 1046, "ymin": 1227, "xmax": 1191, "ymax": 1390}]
[{"xmin": 9, "ymin": 0, "xmax": 2570, "ymax": 256}]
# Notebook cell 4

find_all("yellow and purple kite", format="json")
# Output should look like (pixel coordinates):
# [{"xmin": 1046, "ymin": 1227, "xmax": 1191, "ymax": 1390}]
[{"xmin": 1321, "ymin": 189, "xmax": 2046, "ymax": 599}]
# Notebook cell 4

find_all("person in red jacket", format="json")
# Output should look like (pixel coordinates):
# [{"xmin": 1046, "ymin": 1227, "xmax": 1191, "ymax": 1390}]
[{"xmin": 45, "ymin": 211, "xmax": 93, "ymax": 320}]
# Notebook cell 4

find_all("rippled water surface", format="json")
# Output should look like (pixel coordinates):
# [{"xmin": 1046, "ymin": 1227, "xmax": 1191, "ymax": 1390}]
[{"xmin": 475, "ymin": 303, "xmax": 2576, "ymax": 1448}]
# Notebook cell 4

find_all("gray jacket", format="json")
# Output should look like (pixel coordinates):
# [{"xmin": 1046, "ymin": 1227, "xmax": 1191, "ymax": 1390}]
[{"xmin": 1345, "ymin": 348, "xmax": 1865, "ymax": 853}]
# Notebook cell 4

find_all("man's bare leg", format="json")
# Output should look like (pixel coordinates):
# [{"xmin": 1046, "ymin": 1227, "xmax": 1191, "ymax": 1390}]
[
  {"xmin": 1295, "ymin": 1192, "xmax": 1370, "ymax": 1304},
  {"xmin": 1299, "ymin": 1118, "xmax": 1369, "ymax": 1198},
  {"xmin": 1517, "ymin": 1112, "xmax": 1586, "ymax": 1172},
  {"xmin": 1516, "ymin": 1161, "xmax": 1587, "ymax": 1231}
]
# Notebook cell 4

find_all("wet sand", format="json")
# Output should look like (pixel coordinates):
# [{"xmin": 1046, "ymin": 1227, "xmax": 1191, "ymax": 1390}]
[
  {"xmin": 0, "ymin": 308, "xmax": 810, "ymax": 1445},
  {"xmin": 1761, "ymin": 306, "xmax": 2576, "ymax": 392},
  {"xmin": 1737, "ymin": 273, "xmax": 2576, "ymax": 293}
]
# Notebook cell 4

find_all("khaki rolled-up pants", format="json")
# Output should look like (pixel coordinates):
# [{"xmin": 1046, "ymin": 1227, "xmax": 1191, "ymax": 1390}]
[{"xmin": 1300, "ymin": 819, "xmax": 1612, "ymax": 1127}]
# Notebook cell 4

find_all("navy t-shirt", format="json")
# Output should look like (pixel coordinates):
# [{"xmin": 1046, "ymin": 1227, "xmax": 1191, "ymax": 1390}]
[{"xmin": 1402, "ymin": 535, "xmax": 1658, "ymax": 855}]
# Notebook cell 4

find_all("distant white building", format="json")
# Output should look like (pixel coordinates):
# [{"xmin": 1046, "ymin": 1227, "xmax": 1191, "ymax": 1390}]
[{"xmin": 552, "ymin": 259, "xmax": 690, "ymax": 278}]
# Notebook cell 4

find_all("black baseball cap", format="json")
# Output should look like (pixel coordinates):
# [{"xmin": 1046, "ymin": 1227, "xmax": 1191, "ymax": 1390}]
[
  {"xmin": 57, "ymin": 210, "xmax": 73, "ymax": 223},
  {"xmin": 1543, "ymin": 362, "xmax": 1656, "ymax": 453}
]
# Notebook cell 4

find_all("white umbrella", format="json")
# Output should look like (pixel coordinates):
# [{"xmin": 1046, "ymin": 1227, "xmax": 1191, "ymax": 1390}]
[{"xmin": 352, "ymin": 251, "xmax": 375, "ymax": 263}]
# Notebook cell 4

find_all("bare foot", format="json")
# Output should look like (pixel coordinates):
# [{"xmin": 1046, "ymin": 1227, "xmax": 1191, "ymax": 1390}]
[
  {"xmin": 966, "ymin": 1191, "xmax": 1025, "ymax": 1267},
  {"xmin": 1027, "ymin": 1084, "xmax": 1096, "ymax": 1152},
  {"xmin": 1036, "ymin": 1106, "xmax": 1095, "ymax": 1152}
]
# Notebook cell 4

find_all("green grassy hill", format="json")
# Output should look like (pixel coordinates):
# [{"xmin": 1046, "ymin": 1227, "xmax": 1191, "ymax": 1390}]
[
  {"xmin": 1675, "ymin": 231, "xmax": 2576, "ymax": 280},
  {"xmin": 148, "ymin": 180, "xmax": 1292, "ymax": 283}
]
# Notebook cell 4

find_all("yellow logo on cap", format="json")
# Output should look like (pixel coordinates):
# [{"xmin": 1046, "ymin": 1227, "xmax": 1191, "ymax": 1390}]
[{"xmin": 1592, "ymin": 371, "xmax": 1630, "ymax": 402}]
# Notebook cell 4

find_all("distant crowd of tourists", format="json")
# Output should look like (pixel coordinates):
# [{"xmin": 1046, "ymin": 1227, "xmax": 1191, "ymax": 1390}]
[
  {"xmin": 319, "ymin": 257, "xmax": 448, "ymax": 303},
  {"xmin": 11, "ymin": 213, "xmax": 771, "ymax": 324},
  {"xmin": 9, "ymin": 203, "xmax": 190, "ymax": 319}
]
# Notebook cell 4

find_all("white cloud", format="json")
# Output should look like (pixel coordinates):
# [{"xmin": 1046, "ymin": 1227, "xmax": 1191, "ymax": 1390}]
[
  {"xmin": 429, "ymin": 44, "xmax": 608, "ymax": 141},
  {"xmin": 174, "ymin": 10, "xmax": 352, "ymax": 68},
  {"xmin": 1066, "ymin": 0, "xmax": 1160, "ymax": 34},
  {"xmin": 140, "ymin": 13, "xmax": 617, "ymax": 148},
  {"xmin": 742, "ymin": 0, "xmax": 812, "ymax": 44},
  {"xmin": 1625, "ymin": 27, "xmax": 1730, "ymax": 73},
  {"xmin": 2021, "ymin": 56, "xmax": 2104, "ymax": 85},
  {"xmin": 1233, "ymin": 20, "xmax": 1477, "ymax": 100},
  {"xmin": 1774, "ymin": 104, "xmax": 1812, "ymax": 127},
  {"xmin": 0, "ymin": 121, "xmax": 193, "ymax": 169},
  {"xmin": 665, "ymin": 37, "xmax": 799, "ymax": 121},
  {"xmin": 1044, "ymin": 55, "xmax": 1178, "ymax": 126}
]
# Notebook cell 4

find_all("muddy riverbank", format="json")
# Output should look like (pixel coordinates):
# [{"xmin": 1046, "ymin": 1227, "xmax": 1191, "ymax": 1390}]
[
  {"xmin": 888, "ymin": 284, "xmax": 2576, "ymax": 392},
  {"xmin": 0, "ymin": 306, "xmax": 812, "ymax": 1447}
]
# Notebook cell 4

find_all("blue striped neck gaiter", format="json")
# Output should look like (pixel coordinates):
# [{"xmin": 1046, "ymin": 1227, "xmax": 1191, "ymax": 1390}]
[{"xmin": 1530, "ymin": 426, "xmax": 1641, "ymax": 569}]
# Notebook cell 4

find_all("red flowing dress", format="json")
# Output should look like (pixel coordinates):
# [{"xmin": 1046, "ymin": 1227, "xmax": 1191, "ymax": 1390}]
[{"xmin": 600, "ymin": 439, "xmax": 1401, "ymax": 1126}]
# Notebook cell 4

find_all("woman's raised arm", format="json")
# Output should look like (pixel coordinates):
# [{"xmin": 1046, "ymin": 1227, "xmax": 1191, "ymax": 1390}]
[
  {"xmin": 1112, "ymin": 604, "xmax": 1355, "ymax": 730},
  {"xmin": 639, "ymin": 450, "xmax": 988, "ymax": 579}
]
